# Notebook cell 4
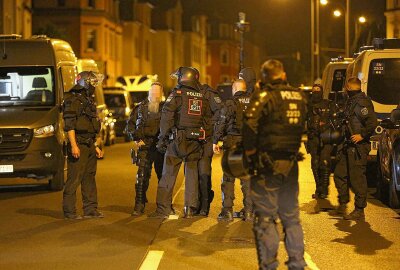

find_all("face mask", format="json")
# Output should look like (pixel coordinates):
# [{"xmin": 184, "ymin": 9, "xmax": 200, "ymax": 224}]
[{"xmin": 311, "ymin": 91, "xmax": 323, "ymax": 102}]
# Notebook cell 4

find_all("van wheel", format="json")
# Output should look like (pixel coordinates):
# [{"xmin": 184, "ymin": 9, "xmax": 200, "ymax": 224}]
[{"xmin": 49, "ymin": 157, "xmax": 65, "ymax": 191}]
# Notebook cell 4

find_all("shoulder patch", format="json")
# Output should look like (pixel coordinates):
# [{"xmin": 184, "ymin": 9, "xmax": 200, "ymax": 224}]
[
  {"xmin": 214, "ymin": 96, "xmax": 222, "ymax": 104},
  {"xmin": 361, "ymin": 107, "xmax": 368, "ymax": 116}
]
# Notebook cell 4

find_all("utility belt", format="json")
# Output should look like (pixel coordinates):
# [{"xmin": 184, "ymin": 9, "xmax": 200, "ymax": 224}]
[
  {"xmin": 258, "ymin": 151, "xmax": 300, "ymax": 177},
  {"xmin": 172, "ymin": 127, "xmax": 206, "ymax": 141},
  {"xmin": 76, "ymin": 135, "xmax": 95, "ymax": 146}
]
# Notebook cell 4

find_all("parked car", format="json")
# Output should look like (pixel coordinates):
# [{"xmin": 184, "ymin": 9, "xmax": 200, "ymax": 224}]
[
  {"xmin": 0, "ymin": 34, "xmax": 76, "ymax": 190},
  {"xmin": 77, "ymin": 59, "xmax": 116, "ymax": 154},
  {"xmin": 103, "ymin": 86, "xmax": 133, "ymax": 141},
  {"xmin": 376, "ymin": 108, "xmax": 400, "ymax": 208}
]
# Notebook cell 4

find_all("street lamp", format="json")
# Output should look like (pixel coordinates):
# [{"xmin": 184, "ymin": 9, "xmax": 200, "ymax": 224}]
[
  {"xmin": 358, "ymin": 16, "xmax": 366, "ymax": 24},
  {"xmin": 320, "ymin": 0, "xmax": 328, "ymax": 5},
  {"xmin": 333, "ymin": 9, "xmax": 342, "ymax": 17},
  {"xmin": 235, "ymin": 12, "xmax": 250, "ymax": 72}
]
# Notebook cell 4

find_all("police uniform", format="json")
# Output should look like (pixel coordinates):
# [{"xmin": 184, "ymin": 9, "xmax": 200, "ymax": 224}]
[
  {"xmin": 242, "ymin": 79, "xmax": 307, "ymax": 270},
  {"xmin": 62, "ymin": 84, "xmax": 101, "ymax": 217},
  {"xmin": 213, "ymin": 90, "xmax": 252, "ymax": 219},
  {"xmin": 126, "ymin": 99, "xmax": 165, "ymax": 215},
  {"xmin": 333, "ymin": 91, "xmax": 377, "ymax": 216},
  {"xmin": 197, "ymin": 83, "xmax": 222, "ymax": 215},
  {"xmin": 154, "ymin": 84, "xmax": 209, "ymax": 217},
  {"xmin": 307, "ymin": 97, "xmax": 335, "ymax": 198}
]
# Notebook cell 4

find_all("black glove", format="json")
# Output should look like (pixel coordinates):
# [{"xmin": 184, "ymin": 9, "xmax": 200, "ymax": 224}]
[
  {"xmin": 156, "ymin": 140, "xmax": 167, "ymax": 154},
  {"xmin": 245, "ymin": 152, "xmax": 259, "ymax": 175}
]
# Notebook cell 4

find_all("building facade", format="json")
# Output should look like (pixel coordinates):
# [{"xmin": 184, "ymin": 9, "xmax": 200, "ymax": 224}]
[
  {"xmin": 0, "ymin": 0, "xmax": 32, "ymax": 38},
  {"xmin": 32, "ymin": 0, "xmax": 122, "ymax": 85},
  {"xmin": 119, "ymin": 0, "xmax": 154, "ymax": 76},
  {"xmin": 386, "ymin": 0, "xmax": 400, "ymax": 38}
]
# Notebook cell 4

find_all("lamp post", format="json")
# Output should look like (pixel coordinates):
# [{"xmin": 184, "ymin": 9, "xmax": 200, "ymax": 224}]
[{"xmin": 235, "ymin": 12, "xmax": 250, "ymax": 72}]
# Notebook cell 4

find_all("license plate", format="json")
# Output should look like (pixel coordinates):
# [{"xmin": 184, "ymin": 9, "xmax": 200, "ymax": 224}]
[
  {"xmin": 371, "ymin": 141, "xmax": 379, "ymax": 151},
  {"xmin": 0, "ymin": 165, "xmax": 13, "ymax": 173}
]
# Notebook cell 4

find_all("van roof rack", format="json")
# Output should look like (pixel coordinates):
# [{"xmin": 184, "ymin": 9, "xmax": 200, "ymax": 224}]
[
  {"xmin": 0, "ymin": 34, "xmax": 22, "ymax": 40},
  {"xmin": 31, "ymin": 35, "xmax": 49, "ymax": 39},
  {"xmin": 330, "ymin": 56, "xmax": 353, "ymax": 62},
  {"xmin": 358, "ymin": 45, "xmax": 374, "ymax": 53}
]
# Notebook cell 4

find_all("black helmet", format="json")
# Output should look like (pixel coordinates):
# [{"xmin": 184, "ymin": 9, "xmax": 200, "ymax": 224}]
[
  {"xmin": 170, "ymin": 67, "xmax": 199, "ymax": 89},
  {"xmin": 221, "ymin": 145, "xmax": 250, "ymax": 178},
  {"xmin": 320, "ymin": 127, "xmax": 343, "ymax": 145},
  {"xmin": 76, "ymin": 71, "xmax": 104, "ymax": 90}
]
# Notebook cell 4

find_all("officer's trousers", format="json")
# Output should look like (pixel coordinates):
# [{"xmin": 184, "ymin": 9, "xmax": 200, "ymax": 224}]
[
  {"xmin": 308, "ymin": 136, "xmax": 332, "ymax": 196},
  {"xmin": 334, "ymin": 143, "xmax": 369, "ymax": 209},
  {"xmin": 63, "ymin": 143, "xmax": 98, "ymax": 215},
  {"xmin": 156, "ymin": 139, "xmax": 202, "ymax": 215},
  {"xmin": 135, "ymin": 143, "xmax": 164, "ymax": 205},
  {"xmin": 221, "ymin": 175, "xmax": 252, "ymax": 212},
  {"xmin": 251, "ymin": 161, "xmax": 306, "ymax": 270},
  {"xmin": 198, "ymin": 140, "xmax": 214, "ymax": 212}
]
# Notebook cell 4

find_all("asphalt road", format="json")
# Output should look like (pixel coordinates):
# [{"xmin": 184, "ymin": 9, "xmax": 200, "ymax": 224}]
[{"xmin": 0, "ymin": 141, "xmax": 399, "ymax": 270}]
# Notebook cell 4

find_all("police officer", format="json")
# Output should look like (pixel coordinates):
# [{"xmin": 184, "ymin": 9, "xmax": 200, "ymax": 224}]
[
  {"xmin": 243, "ymin": 60, "xmax": 307, "ymax": 270},
  {"xmin": 306, "ymin": 84, "xmax": 335, "ymax": 199},
  {"xmin": 63, "ymin": 71, "xmax": 104, "ymax": 220},
  {"xmin": 149, "ymin": 67, "xmax": 209, "ymax": 218},
  {"xmin": 126, "ymin": 82, "xmax": 165, "ymax": 216},
  {"xmin": 333, "ymin": 77, "xmax": 377, "ymax": 220},
  {"xmin": 197, "ymin": 76, "xmax": 222, "ymax": 216},
  {"xmin": 239, "ymin": 67, "xmax": 257, "ymax": 95},
  {"xmin": 213, "ymin": 79, "xmax": 252, "ymax": 222}
]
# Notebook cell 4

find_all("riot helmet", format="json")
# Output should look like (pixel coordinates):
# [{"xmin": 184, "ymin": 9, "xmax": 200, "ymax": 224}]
[
  {"xmin": 170, "ymin": 67, "xmax": 200, "ymax": 89},
  {"xmin": 311, "ymin": 83, "xmax": 323, "ymax": 103},
  {"xmin": 221, "ymin": 145, "xmax": 250, "ymax": 178},
  {"xmin": 76, "ymin": 71, "xmax": 104, "ymax": 96}
]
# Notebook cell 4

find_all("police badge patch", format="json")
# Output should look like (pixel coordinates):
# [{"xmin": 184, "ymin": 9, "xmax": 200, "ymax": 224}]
[
  {"xmin": 361, "ymin": 107, "xmax": 368, "ymax": 116},
  {"xmin": 214, "ymin": 96, "xmax": 222, "ymax": 104}
]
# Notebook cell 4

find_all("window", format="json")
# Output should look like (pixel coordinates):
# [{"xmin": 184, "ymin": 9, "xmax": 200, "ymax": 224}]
[
  {"xmin": 88, "ymin": 0, "xmax": 95, "ymax": 9},
  {"xmin": 86, "ymin": 29, "xmax": 97, "ymax": 52},
  {"xmin": 0, "ymin": 66, "xmax": 55, "ymax": 106},
  {"xmin": 367, "ymin": 58, "xmax": 400, "ymax": 105},
  {"xmin": 145, "ymin": 40, "xmax": 150, "ymax": 61},
  {"xmin": 58, "ymin": 0, "xmax": 66, "ymax": 7},
  {"xmin": 331, "ymin": 69, "xmax": 347, "ymax": 92},
  {"xmin": 220, "ymin": 48, "xmax": 229, "ymax": 65},
  {"xmin": 193, "ymin": 46, "xmax": 201, "ymax": 63}
]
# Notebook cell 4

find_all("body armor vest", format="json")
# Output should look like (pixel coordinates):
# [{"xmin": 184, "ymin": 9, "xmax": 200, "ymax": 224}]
[
  {"xmin": 73, "ymin": 92, "xmax": 100, "ymax": 135},
  {"xmin": 260, "ymin": 86, "xmax": 306, "ymax": 153},
  {"xmin": 177, "ymin": 87, "xmax": 205, "ymax": 130},
  {"xmin": 344, "ymin": 94, "xmax": 367, "ymax": 138},
  {"xmin": 136, "ymin": 101, "xmax": 162, "ymax": 138},
  {"xmin": 308, "ymin": 99, "xmax": 332, "ymax": 134},
  {"xmin": 228, "ymin": 93, "xmax": 250, "ymax": 135}
]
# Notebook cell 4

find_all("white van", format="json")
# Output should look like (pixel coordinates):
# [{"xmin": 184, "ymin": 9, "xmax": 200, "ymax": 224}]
[{"xmin": 321, "ymin": 57, "xmax": 353, "ymax": 99}]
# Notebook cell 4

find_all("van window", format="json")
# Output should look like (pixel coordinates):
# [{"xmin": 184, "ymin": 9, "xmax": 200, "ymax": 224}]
[
  {"xmin": 368, "ymin": 58, "xmax": 400, "ymax": 105},
  {"xmin": 331, "ymin": 69, "xmax": 346, "ymax": 92},
  {"xmin": 104, "ymin": 93, "xmax": 126, "ymax": 117},
  {"xmin": 61, "ymin": 66, "xmax": 76, "ymax": 92},
  {"xmin": 0, "ymin": 66, "xmax": 55, "ymax": 106}
]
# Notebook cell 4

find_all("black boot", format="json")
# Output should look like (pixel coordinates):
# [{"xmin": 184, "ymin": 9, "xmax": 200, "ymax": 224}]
[
  {"xmin": 318, "ymin": 166, "xmax": 330, "ymax": 199},
  {"xmin": 132, "ymin": 203, "xmax": 145, "ymax": 216},
  {"xmin": 183, "ymin": 206, "xmax": 194, "ymax": 218},
  {"xmin": 217, "ymin": 208, "xmax": 233, "ymax": 222},
  {"xmin": 311, "ymin": 167, "xmax": 320, "ymax": 199}
]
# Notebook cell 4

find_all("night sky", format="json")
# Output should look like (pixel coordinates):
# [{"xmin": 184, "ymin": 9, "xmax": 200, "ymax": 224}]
[{"xmin": 151, "ymin": 0, "xmax": 386, "ymax": 84}]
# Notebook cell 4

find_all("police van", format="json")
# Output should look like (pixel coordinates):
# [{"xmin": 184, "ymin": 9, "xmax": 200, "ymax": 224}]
[
  {"xmin": 347, "ymin": 38, "xmax": 400, "ymax": 161},
  {"xmin": 0, "ymin": 35, "xmax": 77, "ymax": 190}
]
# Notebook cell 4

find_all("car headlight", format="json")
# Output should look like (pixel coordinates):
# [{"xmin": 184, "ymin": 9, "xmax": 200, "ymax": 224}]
[{"xmin": 34, "ymin": 124, "xmax": 55, "ymax": 138}]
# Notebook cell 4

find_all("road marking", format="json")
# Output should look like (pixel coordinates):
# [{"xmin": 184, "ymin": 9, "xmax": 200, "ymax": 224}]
[
  {"xmin": 139, "ymin": 250, "xmax": 164, "ymax": 270},
  {"xmin": 304, "ymin": 252, "xmax": 319, "ymax": 270}
]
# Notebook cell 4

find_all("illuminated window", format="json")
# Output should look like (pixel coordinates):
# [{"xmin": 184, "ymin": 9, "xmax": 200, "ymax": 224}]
[{"xmin": 86, "ymin": 29, "xmax": 97, "ymax": 52}]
